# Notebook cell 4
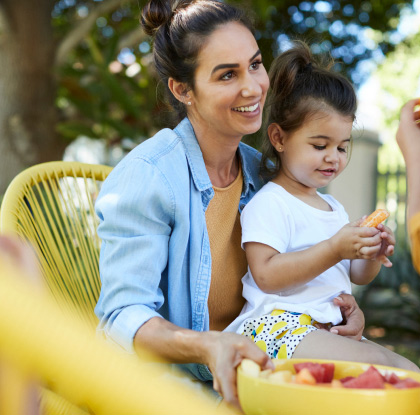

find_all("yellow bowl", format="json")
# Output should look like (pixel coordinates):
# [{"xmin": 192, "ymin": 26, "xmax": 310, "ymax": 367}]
[{"xmin": 237, "ymin": 358, "xmax": 420, "ymax": 415}]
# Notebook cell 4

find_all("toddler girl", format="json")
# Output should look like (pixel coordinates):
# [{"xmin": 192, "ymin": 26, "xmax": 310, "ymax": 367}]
[{"xmin": 226, "ymin": 41, "xmax": 418, "ymax": 372}]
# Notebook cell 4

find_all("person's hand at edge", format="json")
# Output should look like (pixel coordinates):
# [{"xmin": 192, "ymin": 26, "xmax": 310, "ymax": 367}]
[{"xmin": 329, "ymin": 294, "xmax": 365, "ymax": 341}]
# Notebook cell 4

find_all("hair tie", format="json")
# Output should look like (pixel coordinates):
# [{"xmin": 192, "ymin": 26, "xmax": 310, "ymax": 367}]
[{"xmin": 303, "ymin": 62, "xmax": 312, "ymax": 73}]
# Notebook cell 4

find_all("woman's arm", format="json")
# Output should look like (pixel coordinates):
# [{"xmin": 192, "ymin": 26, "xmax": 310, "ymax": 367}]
[
  {"xmin": 396, "ymin": 99, "xmax": 420, "ymax": 224},
  {"xmin": 95, "ymin": 159, "xmax": 173, "ymax": 351},
  {"xmin": 135, "ymin": 317, "xmax": 274, "ymax": 409},
  {"xmin": 396, "ymin": 99, "xmax": 420, "ymax": 273}
]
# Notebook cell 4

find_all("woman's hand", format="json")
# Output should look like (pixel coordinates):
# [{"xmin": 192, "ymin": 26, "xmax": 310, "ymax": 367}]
[
  {"xmin": 396, "ymin": 98, "xmax": 420, "ymax": 163},
  {"xmin": 202, "ymin": 331, "xmax": 274, "ymax": 410},
  {"xmin": 329, "ymin": 294, "xmax": 365, "ymax": 341}
]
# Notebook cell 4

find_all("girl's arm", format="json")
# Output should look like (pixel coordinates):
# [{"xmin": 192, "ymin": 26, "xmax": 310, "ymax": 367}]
[
  {"xmin": 245, "ymin": 239, "xmax": 339, "ymax": 293},
  {"xmin": 349, "ymin": 259, "xmax": 381, "ymax": 285},
  {"xmin": 245, "ymin": 222, "xmax": 383, "ymax": 293}
]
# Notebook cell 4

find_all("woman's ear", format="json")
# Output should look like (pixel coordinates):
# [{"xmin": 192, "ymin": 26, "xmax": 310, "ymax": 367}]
[
  {"xmin": 268, "ymin": 123, "xmax": 286, "ymax": 153},
  {"xmin": 168, "ymin": 78, "xmax": 191, "ymax": 106}
]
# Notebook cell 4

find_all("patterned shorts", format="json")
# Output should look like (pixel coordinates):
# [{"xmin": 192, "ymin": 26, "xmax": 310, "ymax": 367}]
[{"xmin": 242, "ymin": 309, "xmax": 323, "ymax": 359}]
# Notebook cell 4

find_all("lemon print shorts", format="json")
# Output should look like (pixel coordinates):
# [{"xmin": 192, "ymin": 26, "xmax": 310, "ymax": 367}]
[{"xmin": 242, "ymin": 309, "xmax": 321, "ymax": 359}]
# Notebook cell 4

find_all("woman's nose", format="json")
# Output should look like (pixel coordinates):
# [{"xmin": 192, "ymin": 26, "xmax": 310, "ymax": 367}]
[{"xmin": 241, "ymin": 74, "xmax": 262, "ymax": 98}]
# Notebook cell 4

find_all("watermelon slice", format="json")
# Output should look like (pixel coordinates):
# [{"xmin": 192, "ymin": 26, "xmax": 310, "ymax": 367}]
[
  {"xmin": 341, "ymin": 366, "xmax": 385, "ymax": 389},
  {"xmin": 393, "ymin": 377, "xmax": 420, "ymax": 389},
  {"xmin": 288, "ymin": 362, "xmax": 420, "ymax": 390},
  {"xmin": 340, "ymin": 376, "xmax": 355, "ymax": 383},
  {"xmin": 383, "ymin": 372, "xmax": 400, "ymax": 385},
  {"xmin": 294, "ymin": 362, "xmax": 335, "ymax": 383}
]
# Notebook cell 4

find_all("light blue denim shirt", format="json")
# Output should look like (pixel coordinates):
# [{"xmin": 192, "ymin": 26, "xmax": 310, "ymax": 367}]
[{"xmin": 95, "ymin": 117, "xmax": 265, "ymax": 381}]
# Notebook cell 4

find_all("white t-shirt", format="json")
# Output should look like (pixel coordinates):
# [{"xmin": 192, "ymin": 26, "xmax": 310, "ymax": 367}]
[{"xmin": 225, "ymin": 181, "xmax": 351, "ymax": 334}]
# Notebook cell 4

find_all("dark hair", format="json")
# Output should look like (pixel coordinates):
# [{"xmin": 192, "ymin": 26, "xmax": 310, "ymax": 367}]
[
  {"xmin": 261, "ymin": 40, "xmax": 357, "ymax": 177},
  {"xmin": 141, "ymin": 0, "xmax": 254, "ymax": 123}
]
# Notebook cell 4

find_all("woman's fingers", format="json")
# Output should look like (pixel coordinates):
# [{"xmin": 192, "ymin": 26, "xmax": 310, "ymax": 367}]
[
  {"xmin": 208, "ymin": 333, "xmax": 274, "ymax": 410},
  {"xmin": 331, "ymin": 294, "xmax": 364, "ymax": 340}
]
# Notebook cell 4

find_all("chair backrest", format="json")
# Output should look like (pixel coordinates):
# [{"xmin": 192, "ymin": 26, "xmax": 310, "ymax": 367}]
[{"xmin": 0, "ymin": 161, "xmax": 113, "ymax": 329}]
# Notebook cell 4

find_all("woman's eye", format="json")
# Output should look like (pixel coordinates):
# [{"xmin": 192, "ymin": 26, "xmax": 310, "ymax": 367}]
[
  {"xmin": 314, "ymin": 145, "xmax": 326, "ymax": 150},
  {"xmin": 250, "ymin": 60, "xmax": 262, "ymax": 70},
  {"xmin": 338, "ymin": 147, "xmax": 348, "ymax": 153},
  {"xmin": 221, "ymin": 71, "xmax": 234, "ymax": 80}
]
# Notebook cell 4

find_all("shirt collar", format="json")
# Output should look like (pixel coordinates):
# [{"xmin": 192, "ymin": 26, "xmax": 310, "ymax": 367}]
[{"xmin": 174, "ymin": 117, "xmax": 257, "ymax": 196}]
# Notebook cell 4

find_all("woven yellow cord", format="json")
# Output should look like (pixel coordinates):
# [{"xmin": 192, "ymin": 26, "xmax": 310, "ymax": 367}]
[
  {"xmin": 0, "ymin": 256, "xmax": 234, "ymax": 415},
  {"xmin": 1, "ymin": 162, "xmax": 112, "ymax": 328}
]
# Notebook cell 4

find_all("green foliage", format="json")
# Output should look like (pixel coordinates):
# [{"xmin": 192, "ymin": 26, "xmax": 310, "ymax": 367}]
[
  {"xmin": 356, "ymin": 247, "xmax": 420, "ymax": 338},
  {"xmin": 54, "ymin": 1, "xmax": 167, "ymax": 146},
  {"xmin": 235, "ymin": 0, "xmax": 415, "ymax": 85},
  {"xmin": 375, "ymin": 30, "xmax": 420, "ymax": 128},
  {"xmin": 50, "ymin": 0, "xmax": 416, "ymax": 148}
]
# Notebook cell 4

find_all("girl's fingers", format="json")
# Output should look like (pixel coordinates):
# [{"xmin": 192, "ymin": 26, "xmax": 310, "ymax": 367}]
[{"xmin": 379, "ymin": 255, "xmax": 393, "ymax": 267}]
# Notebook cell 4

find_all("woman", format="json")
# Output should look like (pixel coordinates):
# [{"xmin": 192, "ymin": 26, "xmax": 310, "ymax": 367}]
[{"xmin": 95, "ymin": 0, "xmax": 364, "ymax": 408}]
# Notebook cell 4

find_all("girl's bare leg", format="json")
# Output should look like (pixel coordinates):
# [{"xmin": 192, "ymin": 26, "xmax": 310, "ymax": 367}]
[{"xmin": 292, "ymin": 329, "xmax": 419, "ymax": 373}]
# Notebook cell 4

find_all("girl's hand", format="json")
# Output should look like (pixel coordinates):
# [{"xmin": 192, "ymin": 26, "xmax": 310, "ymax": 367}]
[
  {"xmin": 202, "ymin": 331, "xmax": 274, "ymax": 410},
  {"xmin": 373, "ymin": 223, "xmax": 395, "ymax": 267},
  {"xmin": 330, "ymin": 221, "xmax": 383, "ymax": 261}
]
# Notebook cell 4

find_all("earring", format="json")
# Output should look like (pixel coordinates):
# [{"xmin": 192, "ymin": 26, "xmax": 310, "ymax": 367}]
[
  {"xmin": 187, "ymin": 102, "xmax": 192, "ymax": 106},
  {"xmin": 277, "ymin": 145, "xmax": 283, "ymax": 151}
]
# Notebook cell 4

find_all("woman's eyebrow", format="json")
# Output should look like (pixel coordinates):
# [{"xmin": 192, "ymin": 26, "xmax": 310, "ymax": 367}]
[{"xmin": 211, "ymin": 50, "xmax": 262, "ymax": 75}]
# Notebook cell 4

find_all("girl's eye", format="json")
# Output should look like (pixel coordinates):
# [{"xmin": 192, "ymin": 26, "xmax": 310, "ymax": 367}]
[
  {"xmin": 221, "ymin": 71, "xmax": 234, "ymax": 80},
  {"xmin": 314, "ymin": 145, "xmax": 326, "ymax": 150},
  {"xmin": 338, "ymin": 147, "xmax": 348, "ymax": 153},
  {"xmin": 250, "ymin": 60, "xmax": 262, "ymax": 71}
]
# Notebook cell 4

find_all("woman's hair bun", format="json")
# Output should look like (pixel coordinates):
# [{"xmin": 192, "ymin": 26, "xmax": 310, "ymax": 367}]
[{"xmin": 140, "ymin": 0, "xmax": 174, "ymax": 37}]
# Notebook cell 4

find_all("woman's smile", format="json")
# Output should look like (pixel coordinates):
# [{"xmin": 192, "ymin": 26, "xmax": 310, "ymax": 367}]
[{"xmin": 232, "ymin": 102, "xmax": 260, "ymax": 113}]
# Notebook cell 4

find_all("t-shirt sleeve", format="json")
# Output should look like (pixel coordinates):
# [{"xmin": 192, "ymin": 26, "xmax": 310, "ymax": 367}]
[{"xmin": 240, "ymin": 189, "xmax": 292, "ymax": 254}]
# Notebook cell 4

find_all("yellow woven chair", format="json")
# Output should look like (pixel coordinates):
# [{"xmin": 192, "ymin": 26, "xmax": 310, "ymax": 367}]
[
  {"xmin": 0, "ymin": 251, "xmax": 233, "ymax": 415},
  {"xmin": 0, "ymin": 162, "xmax": 231, "ymax": 415},
  {"xmin": 0, "ymin": 161, "xmax": 112, "ymax": 329}
]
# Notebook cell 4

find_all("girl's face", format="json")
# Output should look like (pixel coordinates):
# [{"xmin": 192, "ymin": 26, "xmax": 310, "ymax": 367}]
[
  {"xmin": 272, "ymin": 110, "xmax": 353, "ymax": 193},
  {"xmin": 187, "ymin": 22, "xmax": 269, "ymax": 144}
]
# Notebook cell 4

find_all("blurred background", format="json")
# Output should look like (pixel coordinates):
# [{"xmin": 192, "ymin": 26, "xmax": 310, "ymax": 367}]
[{"xmin": 0, "ymin": 0, "xmax": 419, "ymax": 363}]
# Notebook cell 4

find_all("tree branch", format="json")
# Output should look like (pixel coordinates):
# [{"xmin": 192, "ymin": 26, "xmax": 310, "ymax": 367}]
[
  {"xmin": 55, "ymin": 0, "xmax": 130, "ymax": 66},
  {"xmin": 117, "ymin": 27, "xmax": 146, "ymax": 51}
]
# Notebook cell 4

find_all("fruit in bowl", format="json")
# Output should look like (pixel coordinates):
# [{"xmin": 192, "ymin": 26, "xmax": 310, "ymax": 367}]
[{"xmin": 237, "ymin": 358, "xmax": 420, "ymax": 415}]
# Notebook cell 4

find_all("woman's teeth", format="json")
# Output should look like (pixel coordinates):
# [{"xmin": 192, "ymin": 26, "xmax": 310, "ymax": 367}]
[{"xmin": 233, "ymin": 103, "xmax": 259, "ymax": 112}]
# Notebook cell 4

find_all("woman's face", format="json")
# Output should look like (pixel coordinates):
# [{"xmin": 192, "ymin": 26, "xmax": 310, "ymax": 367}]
[{"xmin": 187, "ymin": 22, "xmax": 269, "ymax": 143}]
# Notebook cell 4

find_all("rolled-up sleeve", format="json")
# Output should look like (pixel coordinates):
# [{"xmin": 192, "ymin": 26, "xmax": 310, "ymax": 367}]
[
  {"xmin": 409, "ymin": 212, "xmax": 420, "ymax": 275},
  {"xmin": 95, "ymin": 157, "xmax": 175, "ymax": 352}
]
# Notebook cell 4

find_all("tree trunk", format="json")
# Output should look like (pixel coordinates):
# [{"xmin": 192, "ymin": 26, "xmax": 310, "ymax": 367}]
[{"xmin": 0, "ymin": 0, "xmax": 66, "ymax": 194}]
